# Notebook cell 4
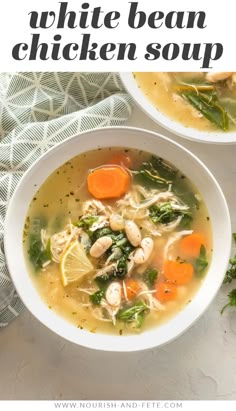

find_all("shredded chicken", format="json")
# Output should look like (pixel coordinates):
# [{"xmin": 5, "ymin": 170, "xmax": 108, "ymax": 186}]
[
  {"xmin": 101, "ymin": 299, "xmax": 120, "ymax": 325},
  {"xmin": 89, "ymin": 216, "xmax": 109, "ymax": 232},
  {"xmin": 158, "ymin": 215, "xmax": 183, "ymax": 233},
  {"xmin": 91, "ymin": 307, "xmax": 113, "ymax": 323},
  {"xmin": 50, "ymin": 223, "xmax": 80, "ymax": 263},
  {"xmin": 94, "ymin": 263, "xmax": 116, "ymax": 278},
  {"xmin": 133, "ymin": 281, "xmax": 165, "ymax": 311},
  {"xmin": 163, "ymin": 229, "xmax": 193, "ymax": 260},
  {"xmin": 137, "ymin": 219, "xmax": 161, "ymax": 237},
  {"xmin": 82, "ymin": 199, "xmax": 111, "ymax": 217}
]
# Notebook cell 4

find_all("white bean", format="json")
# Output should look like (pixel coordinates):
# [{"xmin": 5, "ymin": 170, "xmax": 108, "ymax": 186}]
[
  {"xmin": 133, "ymin": 237, "xmax": 154, "ymax": 265},
  {"xmin": 90, "ymin": 236, "xmax": 112, "ymax": 258},
  {"xmin": 110, "ymin": 214, "xmax": 125, "ymax": 231},
  {"xmin": 125, "ymin": 220, "xmax": 142, "ymax": 247},
  {"xmin": 141, "ymin": 237, "xmax": 154, "ymax": 258},
  {"xmin": 105, "ymin": 282, "xmax": 122, "ymax": 307},
  {"xmin": 133, "ymin": 248, "xmax": 145, "ymax": 265}
]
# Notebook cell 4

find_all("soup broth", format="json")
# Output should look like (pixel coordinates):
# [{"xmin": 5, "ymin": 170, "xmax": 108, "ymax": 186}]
[
  {"xmin": 23, "ymin": 148, "xmax": 212, "ymax": 335},
  {"xmin": 134, "ymin": 72, "xmax": 236, "ymax": 132}
]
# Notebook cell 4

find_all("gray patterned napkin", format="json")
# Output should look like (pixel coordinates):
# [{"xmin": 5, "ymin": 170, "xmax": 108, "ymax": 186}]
[{"xmin": 0, "ymin": 72, "xmax": 133, "ymax": 327}]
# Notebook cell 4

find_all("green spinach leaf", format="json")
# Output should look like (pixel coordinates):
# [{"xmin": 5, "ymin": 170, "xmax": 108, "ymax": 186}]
[
  {"xmin": 143, "ymin": 268, "xmax": 158, "ymax": 288},
  {"xmin": 135, "ymin": 156, "xmax": 177, "ymax": 189},
  {"xmin": 117, "ymin": 301, "xmax": 149, "ymax": 328},
  {"xmin": 195, "ymin": 245, "xmax": 208, "ymax": 276},
  {"xmin": 149, "ymin": 202, "xmax": 191, "ymax": 225},
  {"xmin": 181, "ymin": 91, "xmax": 228, "ymax": 131},
  {"xmin": 89, "ymin": 289, "xmax": 105, "ymax": 306},
  {"xmin": 28, "ymin": 235, "xmax": 51, "ymax": 271}
]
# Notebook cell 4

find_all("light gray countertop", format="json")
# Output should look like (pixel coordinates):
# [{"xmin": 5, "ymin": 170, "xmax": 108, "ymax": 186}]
[{"xmin": 1, "ymin": 106, "xmax": 236, "ymax": 400}]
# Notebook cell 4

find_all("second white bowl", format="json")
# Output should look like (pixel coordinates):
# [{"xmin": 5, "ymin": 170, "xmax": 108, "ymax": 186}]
[{"xmin": 120, "ymin": 72, "xmax": 236, "ymax": 144}]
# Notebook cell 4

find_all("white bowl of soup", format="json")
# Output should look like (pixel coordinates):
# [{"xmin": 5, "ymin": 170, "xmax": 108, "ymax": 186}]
[
  {"xmin": 120, "ymin": 72, "xmax": 236, "ymax": 144},
  {"xmin": 4, "ymin": 127, "xmax": 231, "ymax": 351}
]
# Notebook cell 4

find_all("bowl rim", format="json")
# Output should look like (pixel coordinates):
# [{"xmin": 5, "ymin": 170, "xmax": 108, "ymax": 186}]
[
  {"xmin": 4, "ymin": 126, "xmax": 232, "ymax": 352},
  {"xmin": 120, "ymin": 72, "xmax": 236, "ymax": 145}
]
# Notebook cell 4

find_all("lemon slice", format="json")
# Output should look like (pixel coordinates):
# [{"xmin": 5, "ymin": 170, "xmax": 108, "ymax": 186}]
[{"xmin": 60, "ymin": 241, "xmax": 94, "ymax": 286}]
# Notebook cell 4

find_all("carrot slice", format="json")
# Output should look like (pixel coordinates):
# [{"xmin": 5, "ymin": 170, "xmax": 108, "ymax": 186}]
[
  {"xmin": 110, "ymin": 153, "xmax": 132, "ymax": 168},
  {"xmin": 87, "ymin": 166, "xmax": 130, "ymax": 200},
  {"xmin": 155, "ymin": 282, "xmax": 177, "ymax": 303},
  {"xmin": 180, "ymin": 233, "xmax": 207, "ymax": 258},
  {"xmin": 164, "ymin": 260, "xmax": 194, "ymax": 285},
  {"xmin": 124, "ymin": 279, "xmax": 142, "ymax": 300}
]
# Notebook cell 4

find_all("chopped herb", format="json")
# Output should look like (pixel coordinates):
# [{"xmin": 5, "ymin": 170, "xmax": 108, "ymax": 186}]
[
  {"xmin": 221, "ymin": 289, "xmax": 236, "ymax": 314},
  {"xmin": 223, "ymin": 234, "xmax": 236, "ymax": 284},
  {"xmin": 223, "ymin": 256, "xmax": 236, "ymax": 284},
  {"xmin": 89, "ymin": 289, "xmax": 105, "ymax": 306},
  {"xmin": 176, "ymin": 256, "xmax": 186, "ymax": 263},
  {"xmin": 195, "ymin": 245, "xmax": 208, "ymax": 276},
  {"xmin": 23, "ymin": 216, "xmax": 30, "ymax": 240},
  {"xmin": 117, "ymin": 301, "xmax": 149, "ymax": 328},
  {"xmin": 74, "ymin": 215, "xmax": 99, "ymax": 230},
  {"xmin": 143, "ymin": 268, "xmax": 158, "ymax": 288},
  {"xmin": 24, "ymin": 216, "xmax": 30, "ymax": 228}
]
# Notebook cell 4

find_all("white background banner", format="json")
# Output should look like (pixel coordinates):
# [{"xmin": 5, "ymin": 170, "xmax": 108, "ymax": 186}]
[
  {"xmin": 0, "ymin": 0, "xmax": 235, "ymax": 71},
  {"xmin": 0, "ymin": 402, "xmax": 236, "ymax": 410}
]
